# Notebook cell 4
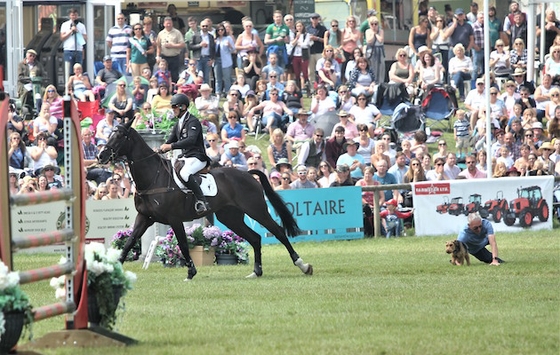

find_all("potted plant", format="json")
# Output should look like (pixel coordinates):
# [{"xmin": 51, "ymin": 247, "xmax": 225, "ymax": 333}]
[
  {"xmin": 50, "ymin": 243, "xmax": 137, "ymax": 330},
  {"xmin": 111, "ymin": 228, "xmax": 141, "ymax": 261},
  {"xmin": 0, "ymin": 261, "xmax": 33, "ymax": 353},
  {"xmin": 213, "ymin": 230, "xmax": 250, "ymax": 265},
  {"xmin": 155, "ymin": 224, "xmax": 221, "ymax": 267},
  {"xmin": 154, "ymin": 228, "xmax": 188, "ymax": 268}
]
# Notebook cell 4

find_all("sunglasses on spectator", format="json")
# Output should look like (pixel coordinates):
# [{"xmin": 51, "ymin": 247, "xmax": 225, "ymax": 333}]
[
  {"xmin": 248, "ymin": 162, "xmax": 258, "ymax": 166},
  {"xmin": 319, "ymin": 164, "xmax": 327, "ymax": 168},
  {"xmin": 439, "ymin": 143, "xmax": 446, "ymax": 146},
  {"xmin": 118, "ymin": 84, "xmax": 126, "ymax": 87},
  {"xmin": 552, "ymin": 94, "xmax": 559, "ymax": 97},
  {"xmin": 269, "ymin": 75, "xmax": 277, "ymax": 78},
  {"xmin": 270, "ymin": 93, "xmax": 278, "ymax": 96},
  {"xmin": 360, "ymin": 129, "xmax": 368, "ymax": 132},
  {"xmin": 315, "ymin": 134, "xmax": 323, "ymax": 138},
  {"xmin": 48, "ymin": 89, "xmax": 55, "ymax": 93},
  {"xmin": 399, "ymin": 54, "xmax": 406, "ymax": 57},
  {"xmin": 411, "ymin": 163, "xmax": 419, "ymax": 166},
  {"xmin": 331, "ymin": 25, "xmax": 338, "ymax": 27},
  {"xmin": 490, "ymin": 92, "xmax": 498, "ymax": 95},
  {"xmin": 525, "ymin": 134, "xmax": 533, "ymax": 137},
  {"xmin": 38, "ymin": 137, "xmax": 46, "ymax": 141},
  {"xmin": 436, "ymin": 163, "xmax": 444, "ymax": 166},
  {"xmin": 134, "ymin": 27, "xmax": 142, "ymax": 31},
  {"xmin": 358, "ymin": 97, "xmax": 366, "ymax": 101},
  {"xmin": 325, "ymin": 50, "xmax": 333, "ymax": 52},
  {"xmin": 143, "ymin": 107, "xmax": 151, "ymax": 111},
  {"xmin": 228, "ymin": 115, "xmax": 237, "ymax": 119},
  {"xmin": 282, "ymin": 177, "xmax": 290, "ymax": 181},
  {"xmin": 208, "ymin": 139, "xmax": 216, "ymax": 142}
]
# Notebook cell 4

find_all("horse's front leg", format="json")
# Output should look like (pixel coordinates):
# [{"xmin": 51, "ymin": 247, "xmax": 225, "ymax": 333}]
[
  {"xmin": 119, "ymin": 214, "xmax": 154, "ymax": 263},
  {"xmin": 170, "ymin": 222, "xmax": 197, "ymax": 281}
]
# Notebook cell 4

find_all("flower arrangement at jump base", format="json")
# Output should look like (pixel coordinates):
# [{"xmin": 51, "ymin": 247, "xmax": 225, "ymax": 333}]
[
  {"xmin": 50, "ymin": 243, "xmax": 137, "ymax": 330},
  {"xmin": 111, "ymin": 228, "xmax": 141, "ymax": 262},
  {"xmin": 0, "ymin": 261, "xmax": 34, "ymax": 350},
  {"xmin": 154, "ymin": 224, "xmax": 250, "ymax": 267}
]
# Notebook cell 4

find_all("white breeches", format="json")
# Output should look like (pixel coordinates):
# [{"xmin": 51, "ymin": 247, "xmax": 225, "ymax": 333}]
[{"xmin": 174, "ymin": 157, "xmax": 206, "ymax": 182}]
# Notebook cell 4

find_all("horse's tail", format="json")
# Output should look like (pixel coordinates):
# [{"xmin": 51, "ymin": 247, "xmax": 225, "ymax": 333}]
[{"xmin": 251, "ymin": 170, "xmax": 301, "ymax": 237}]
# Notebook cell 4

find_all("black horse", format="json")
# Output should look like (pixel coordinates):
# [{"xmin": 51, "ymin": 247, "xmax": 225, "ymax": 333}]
[{"xmin": 97, "ymin": 121, "xmax": 313, "ymax": 280}]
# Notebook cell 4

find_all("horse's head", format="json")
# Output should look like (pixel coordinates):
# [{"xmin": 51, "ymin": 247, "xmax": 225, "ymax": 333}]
[{"xmin": 97, "ymin": 119, "xmax": 134, "ymax": 164}]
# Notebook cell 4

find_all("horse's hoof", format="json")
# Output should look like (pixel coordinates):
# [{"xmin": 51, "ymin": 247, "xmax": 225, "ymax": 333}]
[
  {"xmin": 245, "ymin": 272, "xmax": 258, "ymax": 279},
  {"xmin": 183, "ymin": 277, "xmax": 193, "ymax": 282},
  {"xmin": 304, "ymin": 264, "xmax": 313, "ymax": 275}
]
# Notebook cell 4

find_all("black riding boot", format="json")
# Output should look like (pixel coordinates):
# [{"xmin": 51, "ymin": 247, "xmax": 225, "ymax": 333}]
[{"xmin": 186, "ymin": 176, "xmax": 210, "ymax": 214}]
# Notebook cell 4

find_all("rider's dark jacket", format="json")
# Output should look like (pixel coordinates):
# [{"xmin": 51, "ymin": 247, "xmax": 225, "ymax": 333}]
[{"xmin": 165, "ymin": 111, "xmax": 211, "ymax": 164}]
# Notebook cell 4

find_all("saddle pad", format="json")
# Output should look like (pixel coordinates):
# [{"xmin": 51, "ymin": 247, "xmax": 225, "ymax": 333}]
[{"xmin": 172, "ymin": 170, "xmax": 219, "ymax": 197}]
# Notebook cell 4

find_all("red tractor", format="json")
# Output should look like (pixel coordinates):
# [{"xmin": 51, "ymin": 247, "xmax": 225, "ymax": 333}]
[
  {"xmin": 448, "ymin": 197, "xmax": 465, "ymax": 216},
  {"xmin": 481, "ymin": 191, "xmax": 508, "ymax": 223},
  {"xmin": 464, "ymin": 194, "xmax": 484, "ymax": 216},
  {"xmin": 504, "ymin": 186, "xmax": 549, "ymax": 227},
  {"xmin": 436, "ymin": 196, "xmax": 450, "ymax": 214}
]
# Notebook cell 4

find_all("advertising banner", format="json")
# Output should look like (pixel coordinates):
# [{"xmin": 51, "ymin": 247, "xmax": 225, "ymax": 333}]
[
  {"xmin": 412, "ymin": 176, "xmax": 555, "ymax": 236},
  {"xmin": 215, "ymin": 186, "xmax": 364, "ymax": 244}
]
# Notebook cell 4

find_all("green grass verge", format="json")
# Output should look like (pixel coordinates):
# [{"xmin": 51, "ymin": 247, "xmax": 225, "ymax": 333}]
[{"xmin": 18, "ymin": 229, "xmax": 560, "ymax": 355}]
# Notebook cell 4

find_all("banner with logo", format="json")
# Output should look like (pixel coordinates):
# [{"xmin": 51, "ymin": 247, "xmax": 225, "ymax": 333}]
[{"xmin": 412, "ymin": 176, "xmax": 555, "ymax": 236}]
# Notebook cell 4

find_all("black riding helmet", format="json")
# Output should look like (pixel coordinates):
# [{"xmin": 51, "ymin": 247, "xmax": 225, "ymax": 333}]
[{"xmin": 170, "ymin": 93, "xmax": 190, "ymax": 111}]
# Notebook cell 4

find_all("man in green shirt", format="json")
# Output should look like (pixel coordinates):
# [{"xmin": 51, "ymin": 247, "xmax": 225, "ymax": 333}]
[
  {"xmin": 184, "ymin": 16, "xmax": 198, "ymax": 60},
  {"xmin": 264, "ymin": 10, "xmax": 290, "ymax": 69}
]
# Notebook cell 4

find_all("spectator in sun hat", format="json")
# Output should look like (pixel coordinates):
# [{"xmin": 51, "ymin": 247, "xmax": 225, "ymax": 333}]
[
  {"xmin": 41, "ymin": 164, "xmax": 64, "ymax": 189},
  {"xmin": 330, "ymin": 163, "xmax": 354, "ymax": 187},
  {"xmin": 336, "ymin": 139, "xmax": 365, "ymax": 181},
  {"xmin": 220, "ymin": 140, "xmax": 248, "ymax": 170},
  {"xmin": 537, "ymin": 141, "xmax": 555, "ymax": 175},
  {"xmin": 269, "ymin": 170, "xmax": 282, "ymax": 188},
  {"xmin": 274, "ymin": 157, "xmax": 292, "ymax": 173}
]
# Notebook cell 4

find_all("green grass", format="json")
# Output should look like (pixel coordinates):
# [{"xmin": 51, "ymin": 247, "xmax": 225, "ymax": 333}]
[{"xmin": 17, "ymin": 229, "xmax": 560, "ymax": 354}]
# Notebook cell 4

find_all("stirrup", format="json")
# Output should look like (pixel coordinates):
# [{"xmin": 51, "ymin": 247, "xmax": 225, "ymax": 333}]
[{"xmin": 194, "ymin": 200, "xmax": 209, "ymax": 214}]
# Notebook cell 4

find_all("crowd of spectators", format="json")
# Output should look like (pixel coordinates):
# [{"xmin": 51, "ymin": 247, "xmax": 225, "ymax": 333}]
[{"xmin": 6, "ymin": 4, "xmax": 560, "ymax": 230}]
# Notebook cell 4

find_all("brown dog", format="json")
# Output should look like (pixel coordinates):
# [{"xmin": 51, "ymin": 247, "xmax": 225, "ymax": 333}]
[{"xmin": 445, "ymin": 240, "xmax": 471, "ymax": 266}]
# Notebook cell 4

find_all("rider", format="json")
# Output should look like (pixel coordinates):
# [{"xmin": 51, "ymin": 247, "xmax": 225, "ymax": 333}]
[{"xmin": 159, "ymin": 93, "xmax": 211, "ymax": 214}]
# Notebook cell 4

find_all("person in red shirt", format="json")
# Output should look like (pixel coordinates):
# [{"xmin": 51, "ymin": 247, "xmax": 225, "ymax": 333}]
[{"xmin": 379, "ymin": 199, "xmax": 414, "ymax": 238}]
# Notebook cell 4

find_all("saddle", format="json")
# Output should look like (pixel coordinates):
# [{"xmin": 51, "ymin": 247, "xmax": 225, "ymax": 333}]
[{"xmin": 173, "ymin": 160, "xmax": 210, "ymax": 186}]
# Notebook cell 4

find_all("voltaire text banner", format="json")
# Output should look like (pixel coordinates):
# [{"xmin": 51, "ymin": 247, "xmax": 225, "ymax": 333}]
[{"xmin": 216, "ymin": 186, "xmax": 364, "ymax": 244}]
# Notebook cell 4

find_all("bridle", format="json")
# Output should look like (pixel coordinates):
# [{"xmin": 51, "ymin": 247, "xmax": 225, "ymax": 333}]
[{"xmin": 101, "ymin": 125, "xmax": 130, "ymax": 164}]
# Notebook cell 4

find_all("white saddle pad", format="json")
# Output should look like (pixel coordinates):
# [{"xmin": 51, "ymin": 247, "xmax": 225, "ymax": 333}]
[{"xmin": 172, "ymin": 171, "xmax": 218, "ymax": 197}]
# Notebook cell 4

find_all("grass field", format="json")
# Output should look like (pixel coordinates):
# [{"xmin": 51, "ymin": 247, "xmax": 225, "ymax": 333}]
[{"xmin": 17, "ymin": 229, "xmax": 560, "ymax": 355}]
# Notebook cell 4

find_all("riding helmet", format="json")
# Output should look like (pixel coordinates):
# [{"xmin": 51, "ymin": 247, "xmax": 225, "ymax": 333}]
[{"xmin": 170, "ymin": 93, "xmax": 190, "ymax": 108}]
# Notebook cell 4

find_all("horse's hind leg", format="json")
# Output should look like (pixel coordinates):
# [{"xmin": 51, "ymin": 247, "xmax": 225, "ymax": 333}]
[
  {"xmin": 215, "ymin": 209, "xmax": 263, "ymax": 278},
  {"xmin": 250, "ymin": 211, "xmax": 313, "ymax": 276},
  {"xmin": 119, "ymin": 214, "xmax": 154, "ymax": 263},
  {"xmin": 169, "ymin": 221, "xmax": 197, "ymax": 281}
]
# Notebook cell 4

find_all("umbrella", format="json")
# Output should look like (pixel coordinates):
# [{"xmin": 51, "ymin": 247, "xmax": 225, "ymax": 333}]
[{"xmin": 101, "ymin": 75, "xmax": 150, "ymax": 108}]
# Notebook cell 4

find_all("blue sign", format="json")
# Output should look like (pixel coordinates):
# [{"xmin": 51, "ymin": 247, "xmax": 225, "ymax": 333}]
[{"xmin": 216, "ymin": 186, "xmax": 364, "ymax": 244}]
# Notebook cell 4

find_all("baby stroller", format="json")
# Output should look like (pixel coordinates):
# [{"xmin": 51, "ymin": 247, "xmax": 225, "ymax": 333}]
[
  {"xmin": 421, "ymin": 86, "xmax": 457, "ymax": 131},
  {"xmin": 389, "ymin": 102, "xmax": 425, "ymax": 143},
  {"xmin": 375, "ymin": 82, "xmax": 410, "ymax": 116}
]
